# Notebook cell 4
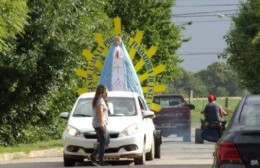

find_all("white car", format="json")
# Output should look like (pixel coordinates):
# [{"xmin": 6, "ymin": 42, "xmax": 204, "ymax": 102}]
[{"xmin": 60, "ymin": 91, "xmax": 161, "ymax": 166}]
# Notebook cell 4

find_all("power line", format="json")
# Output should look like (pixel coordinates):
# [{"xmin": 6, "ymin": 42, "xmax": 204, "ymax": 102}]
[
  {"xmin": 178, "ymin": 52, "xmax": 222, "ymax": 56},
  {"xmin": 174, "ymin": 14, "xmax": 235, "ymax": 18},
  {"xmin": 173, "ymin": 9, "xmax": 238, "ymax": 16},
  {"xmin": 175, "ymin": 20, "xmax": 231, "ymax": 24},
  {"xmin": 175, "ymin": 4, "xmax": 239, "ymax": 7},
  {"xmin": 176, "ymin": 0, "xmax": 238, "ymax": 1}
]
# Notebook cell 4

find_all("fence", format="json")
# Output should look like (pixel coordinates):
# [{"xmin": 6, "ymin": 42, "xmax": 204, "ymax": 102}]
[{"xmin": 187, "ymin": 97, "xmax": 241, "ymax": 112}]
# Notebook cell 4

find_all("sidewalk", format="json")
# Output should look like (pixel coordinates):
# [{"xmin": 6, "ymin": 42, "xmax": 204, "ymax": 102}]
[{"xmin": 0, "ymin": 147, "xmax": 63, "ymax": 162}]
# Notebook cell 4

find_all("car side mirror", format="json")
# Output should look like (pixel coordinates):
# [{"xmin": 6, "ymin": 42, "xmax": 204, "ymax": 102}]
[
  {"xmin": 60, "ymin": 112, "xmax": 70, "ymax": 120},
  {"xmin": 143, "ymin": 110, "xmax": 155, "ymax": 119},
  {"xmin": 187, "ymin": 104, "xmax": 195, "ymax": 110}
]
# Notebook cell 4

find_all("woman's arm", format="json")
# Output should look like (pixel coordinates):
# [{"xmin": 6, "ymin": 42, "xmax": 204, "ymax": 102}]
[{"xmin": 97, "ymin": 105, "xmax": 105, "ymax": 130}]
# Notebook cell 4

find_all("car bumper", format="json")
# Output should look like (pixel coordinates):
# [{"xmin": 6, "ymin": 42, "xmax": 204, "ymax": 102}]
[
  {"xmin": 219, "ymin": 164, "xmax": 245, "ymax": 168},
  {"xmin": 62, "ymin": 132, "xmax": 144, "ymax": 160}
]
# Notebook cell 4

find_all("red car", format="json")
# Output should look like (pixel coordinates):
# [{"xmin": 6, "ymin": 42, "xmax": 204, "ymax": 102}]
[{"xmin": 153, "ymin": 94, "xmax": 195, "ymax": 142}]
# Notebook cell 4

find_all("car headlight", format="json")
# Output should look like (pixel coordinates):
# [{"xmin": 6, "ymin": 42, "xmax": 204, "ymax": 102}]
[
  {"xmin": 66, "ymin": 125, "xmax": 81, "ymax": 137},
  {"xmin": 120, "ymin": 123, "xmax": 139, "ymax": 137}
]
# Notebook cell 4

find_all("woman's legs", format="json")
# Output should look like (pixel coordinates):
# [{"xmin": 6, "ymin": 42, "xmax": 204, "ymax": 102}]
[{"xmin": 93, "ymin": 127, "xmax": 110, "ymax": 164}]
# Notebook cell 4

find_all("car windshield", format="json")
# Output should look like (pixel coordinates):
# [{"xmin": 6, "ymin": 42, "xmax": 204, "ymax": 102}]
[
  {"xmin": 73, "ymin": 97, "xmax": 137, "ymax": 117},
  {"xmin": 73, "ymin": 98, "xmax": 93, "ymax": 117},
  {"xmin": 108, "ymin": 97, "xmax": 137, "ymax": 116},
  {"xmin": 153, "ymin": 97, "xmax": 184, "ymax": 107}
]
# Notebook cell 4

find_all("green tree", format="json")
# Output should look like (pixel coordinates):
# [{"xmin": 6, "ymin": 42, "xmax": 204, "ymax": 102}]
[
  {"xmin": 197, "ymin": 62, "xmax": 242, "ymax": 97},
  {"xmin": 0, "ymin": 0, "xmax": 29, "ymax": 53},
  {"xmin": 0, "ymin": 0, "xmax": 112, "ymax": 145},
  {"xmin": 221, "ymin": 0, "xmax": 260, "ymax": 94},
  {"xmin": 172, "ymin": 68, "xmax": 207, "ymax": 97},
  {"xmin": 105, "ymin": 0, "xmax": 184, "ymax": 84}
]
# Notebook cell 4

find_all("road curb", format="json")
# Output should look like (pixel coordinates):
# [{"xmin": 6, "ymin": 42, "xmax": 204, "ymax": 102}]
[{"xmin": 0, "ymin": 147, "xmax": 63, "ymax": 161}]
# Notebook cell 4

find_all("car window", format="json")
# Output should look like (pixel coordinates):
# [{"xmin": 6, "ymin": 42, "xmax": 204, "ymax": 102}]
[
  {"xmin": 73, "ymin": 98, "xmax": 93, "ymax": 116},
  {"xmin": 138, "ymin": 97, "xmax": 148, "ymax": 111},
  {"xmin": 243, "ymin": 104, "xmax": 260, "ymax": 126},
  {"xmin": 153, "ymin": 97, "xmax": 184, "ymax": 108},
  {"xmin": 247, "ymin": 95, "xmax": 260, "ymax": 103},
  {"xmin": 108, "ymin": 97, "xmax": 137, "ymax": 116}
]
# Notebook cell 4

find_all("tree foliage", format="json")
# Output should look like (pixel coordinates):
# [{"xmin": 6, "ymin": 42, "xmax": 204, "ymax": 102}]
[
  {"xmin": 0, "ymin": 0, "xmax": 112, "ymax": 145},
  {"xmin": 221, "ymin": 0, "xmax": 260, "ymax": 94},
  {"xmin": 105, "ymin": 0, "xmax": 183, "ymax": 83},
  {"xmin": 197, "ymin": 62, "xmax": 242, "ymax": 97},
  {"xmin": 172, "ymin": 68, "xmax": 207, "ymax": 98},
  {"xmin": 172, "ymin": 62, "xmax": 244, "ymax": 97},
  {"xmin": 0, "ymin": 0, "xmax": 29, "ymax": 53}
]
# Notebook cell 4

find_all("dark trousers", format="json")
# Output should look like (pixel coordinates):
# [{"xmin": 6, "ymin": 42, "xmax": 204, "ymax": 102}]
[{"xmin": 92, "ymin": 127, "xmax": 110, "ymax": 163}]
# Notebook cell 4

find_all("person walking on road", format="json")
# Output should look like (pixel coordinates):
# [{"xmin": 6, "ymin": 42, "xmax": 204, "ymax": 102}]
[{"xmin": 90, "ymin": 84, "xmax": 110, "ymax": 166}]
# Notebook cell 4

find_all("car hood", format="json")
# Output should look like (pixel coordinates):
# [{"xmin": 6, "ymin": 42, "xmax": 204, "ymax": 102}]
[{"xmin": 68, "ymin": 116, "xmax": 141, "ymax": 133}]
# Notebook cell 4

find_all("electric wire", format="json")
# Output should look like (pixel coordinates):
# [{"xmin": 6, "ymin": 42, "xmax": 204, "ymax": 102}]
[
  {"xmin": 178, "ymin": 52, "xmax": 222, "ymax": 56},
  {"xmin": 175, "ymin": 4, "xmax": 239, "ymax": 7}
]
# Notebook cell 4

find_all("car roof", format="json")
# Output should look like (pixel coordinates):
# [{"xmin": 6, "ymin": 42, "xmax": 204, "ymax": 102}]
[{"xmin": 78, "ymin": 91, "xmax": 139, "ymax": 99}]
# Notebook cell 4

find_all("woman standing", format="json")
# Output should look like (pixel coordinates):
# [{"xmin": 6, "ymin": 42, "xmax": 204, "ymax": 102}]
[{"xmin": 90, "ymin": 84, "xmax": 110, "ymax": 166}]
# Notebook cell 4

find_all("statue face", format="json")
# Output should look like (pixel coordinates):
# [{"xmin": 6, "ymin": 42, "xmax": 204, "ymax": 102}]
[{"xmin": 114, "ymin": 38, "xmax": 120, "ymax": 46}]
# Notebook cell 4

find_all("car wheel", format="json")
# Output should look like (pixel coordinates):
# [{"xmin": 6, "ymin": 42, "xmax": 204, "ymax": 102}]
[
  {"xmin": 154, "ymin": 141, "xmax": 161, "ymax": 159},
  {"xmin": 195, "ymin": 128, "xmax": 204, "ymax": 144},
  {"xmin": 134, "ymin": 142, "xmax": 146, "ymax": 165},
  {"xmin": 146, "ymin": 138, "xmax": 155, "ymax": 161},
  {"xmin": 63, "ymin": 154, "xmax": 76, "ymax": 167},
  {"xmin": 154, "ymin": 130, "xmax": 161, "ymax": 159}
]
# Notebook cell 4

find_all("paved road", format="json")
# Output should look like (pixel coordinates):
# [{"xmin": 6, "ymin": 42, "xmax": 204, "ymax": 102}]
[
  {"xmin": 152, "ymin": 135, "xmax": 215, "ymax": 167},
  {"xmin": 0, "ymin": 127, "xmax": 215, "ymax": 168}
]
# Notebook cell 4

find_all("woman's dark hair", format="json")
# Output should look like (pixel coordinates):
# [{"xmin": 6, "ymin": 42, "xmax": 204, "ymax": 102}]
[{"xmin": 92, "ymin": 84, "xmax": 108, "ymax": 108}]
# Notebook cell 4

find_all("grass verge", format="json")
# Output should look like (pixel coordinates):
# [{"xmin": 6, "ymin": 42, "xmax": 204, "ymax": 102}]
[{"xmin": 0, "ymin": 139, "xmax": 62, "ymax": 154}]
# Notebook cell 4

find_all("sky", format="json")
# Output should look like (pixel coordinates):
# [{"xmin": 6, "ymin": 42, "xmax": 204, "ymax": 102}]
[{"xmin": 172, "ymin": 0, "xmax": 244, "ymax": 72}]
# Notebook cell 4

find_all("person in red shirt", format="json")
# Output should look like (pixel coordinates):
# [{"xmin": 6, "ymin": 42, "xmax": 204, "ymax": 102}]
[{"xmin": 202, "ymin": 95, "xmax": 223, "ymax": 123}]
